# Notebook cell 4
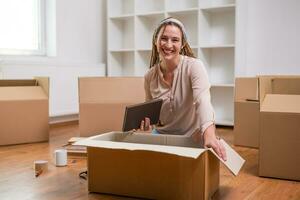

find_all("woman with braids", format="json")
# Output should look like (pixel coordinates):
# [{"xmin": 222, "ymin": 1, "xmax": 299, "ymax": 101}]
[{"xmin": 141, "ymin": 17, "xmax": 227, "ymax": 160}]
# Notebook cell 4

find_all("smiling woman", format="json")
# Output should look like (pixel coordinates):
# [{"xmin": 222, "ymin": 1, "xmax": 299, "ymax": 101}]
[
  {"xmin": 143, "ymin": 17, "xmax": 227, "ymax": 161},
  {"xmin": 0, "ymin": 0, "xmax": 45, "ymax": 55}
]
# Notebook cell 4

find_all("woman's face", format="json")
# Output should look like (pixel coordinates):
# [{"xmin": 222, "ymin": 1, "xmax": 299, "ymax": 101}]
[{"xmin": 156, "ymin": 25, "xmax": 182, "ymax": 63}]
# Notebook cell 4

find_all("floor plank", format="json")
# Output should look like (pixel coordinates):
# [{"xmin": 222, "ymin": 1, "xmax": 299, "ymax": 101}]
[{"xmin": 0, "ymin": 124, "xmax": 299, "ymax": 200}]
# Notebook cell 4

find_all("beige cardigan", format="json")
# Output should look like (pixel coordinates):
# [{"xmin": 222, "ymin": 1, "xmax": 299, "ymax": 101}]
[{"xmin": 144, "ymin": 55, "xmax": 215, "ymax": 136}]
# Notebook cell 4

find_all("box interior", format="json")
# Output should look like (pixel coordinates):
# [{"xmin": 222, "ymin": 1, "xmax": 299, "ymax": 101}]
[{"xmin": 91, "ymin": 131, "xmax": 201, "ymax": 148}]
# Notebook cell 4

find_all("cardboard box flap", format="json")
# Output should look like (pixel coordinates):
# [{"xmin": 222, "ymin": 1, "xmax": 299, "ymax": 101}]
[
  {"xmin": 209, "ymin": 139, "xmax": 245, "ymax": 176},
  {"xmin": 35, "ymin": 77, "xmax": 49, "ymax": 97},
  {"xmin": 75, "ymin": 132, "xmax": 206, "ymax": 159},
  {"xmin": 0, "ymin": 79, "xmax": 37, "ymax": 87},
  {"xmin": 272, "ymin": 78, "xmax": 300, "ymax": 95},
  {"xmin": 235, "ymin": 77, "xmax": 259, "ymax": 101},
  {"xmin": 259, "ymin": 76, "xmax": 273, "ymax": 103},
  {"xmin": 261, "ymin": 94, "xmax": 300, "ymax": 113},
  {"xmin": 78, "ymin": 77, "xmax": 145, "ymax": 103},
  {"xmin": 0, "ymin": 86, "xmax": 48, "ymax": 100},
  {"xmin": 75, "ymin": 132, "xmax": 245, "ymax": 176}
]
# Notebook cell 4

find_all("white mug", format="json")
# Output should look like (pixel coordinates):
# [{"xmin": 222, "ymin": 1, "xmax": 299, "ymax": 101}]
[{"xmin": 54, "ymin": 149, "xmax": 67, "ymax": 167}]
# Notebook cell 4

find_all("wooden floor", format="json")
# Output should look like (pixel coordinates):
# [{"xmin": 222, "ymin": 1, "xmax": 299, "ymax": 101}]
[{"xmin": 0, "ymin": 123, "xmax": 299, "ymax": 200}]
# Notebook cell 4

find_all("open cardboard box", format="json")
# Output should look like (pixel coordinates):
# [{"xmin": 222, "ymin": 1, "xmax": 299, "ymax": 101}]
[
  {"xmin": 0, "ymin": 77, "xmax": 49, "ymax": 145},
  {"xmin": 78, "ymin": 77, "xmax": 145, "ymax": 137},
  {"xmin": 258, "ymin": 76, "xmax": 300, "ymax": 181},
  {"xmin": 75, "ymin": 132, "xmax": 245, "ymax": 200}
]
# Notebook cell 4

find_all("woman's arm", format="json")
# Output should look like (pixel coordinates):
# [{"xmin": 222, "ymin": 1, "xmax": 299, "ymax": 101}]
[
  {"xmin": 203, "ymin": 125, "xmax": 227, "ymax": 161},
  {"xmin": 190, "ymin": 60, "xmax": 227, "ymax": 160},
  {"xmin": 144, "ymin": 74, "xmax": 152, "ymax": 101}
]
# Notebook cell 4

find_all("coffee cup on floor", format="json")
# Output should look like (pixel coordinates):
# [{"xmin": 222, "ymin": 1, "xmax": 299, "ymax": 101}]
[{"xmin": 54, "ymin": 149, "xmax": 67, "ymax": 167}]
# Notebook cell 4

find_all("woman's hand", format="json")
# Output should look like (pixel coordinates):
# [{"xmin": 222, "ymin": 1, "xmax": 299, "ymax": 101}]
[
  {"xmin": 134, "ymin": 117, "xmax": 153, "ymax": 133},
  {"xmin": 192, "ymin": 125, "xmax": 227, "ymax": 161},
  {"xmin": 203, "ymin": 125, "xmax": 227, "ymax": 161}
]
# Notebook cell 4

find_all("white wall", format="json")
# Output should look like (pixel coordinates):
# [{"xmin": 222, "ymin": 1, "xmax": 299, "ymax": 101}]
[
  {"xmin": 0, "ymin": 0, "xmax": 107, "ymax": 118},
  {"xmin": 236, "ymin": 0, "xmax": 300, "ymax": 76},
  {"xmin": 55, "ymin": 0, "xmax": 106, "ymax": 63}
]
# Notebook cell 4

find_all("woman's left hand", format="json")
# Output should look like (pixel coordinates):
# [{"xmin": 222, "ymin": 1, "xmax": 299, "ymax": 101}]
[
  {"xmin": 203, "ymin": 125, "xmax": 227, "ymax": 161},
  {"xmin": 192, "ymin": 125, "xmax": 227, "ymax": 161}
]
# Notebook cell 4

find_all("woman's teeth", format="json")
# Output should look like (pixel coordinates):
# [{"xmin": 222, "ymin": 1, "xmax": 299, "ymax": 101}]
[{"xmin": 163, "ymin": 49, "xmax": 173, "ymax": 54}]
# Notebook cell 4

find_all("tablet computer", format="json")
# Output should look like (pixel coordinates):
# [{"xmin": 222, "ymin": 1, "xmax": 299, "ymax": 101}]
[{"xmin": 122, "ymin": 98, "xmax": 163, "ymax": 132}]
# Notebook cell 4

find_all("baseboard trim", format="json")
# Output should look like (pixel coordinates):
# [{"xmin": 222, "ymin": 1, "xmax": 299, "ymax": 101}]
[{"xmin": 49, "ymin": 113, "xmax": 79, "ymax": 125}]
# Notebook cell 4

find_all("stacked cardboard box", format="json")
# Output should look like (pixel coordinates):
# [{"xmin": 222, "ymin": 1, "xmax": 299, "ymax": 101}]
[
  {"xmin": 235, "ymin": 76, "xmax": 300, "ymax": 180},
  {"xmin": 75, "ymin": 132, "xmax": 245, "ymax": 200},
  {"xmin": 258, "ymin": 76, "xmax": 300, "ymax": 181},
  {"xmin": 0, "ymin": 77, "xmax": 49, "ymax": 145},
  {"xmin": 78, "ymin": 77, "xmax": 145, "ymax": 137},
  {"xmin": 234, "ymin": 77, "xmax": 260, "ymax": 148}
]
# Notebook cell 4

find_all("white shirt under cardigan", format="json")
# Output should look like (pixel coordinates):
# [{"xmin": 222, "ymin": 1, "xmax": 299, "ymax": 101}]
[{"xmin": 144, "ymin": 55, "xmax": 215, "ymax": 136}]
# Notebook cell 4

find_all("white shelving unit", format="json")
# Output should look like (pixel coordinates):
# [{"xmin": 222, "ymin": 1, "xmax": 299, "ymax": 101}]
[{"xmin": 107, "ymin": 0, "xmax": 236, "ymax": 126}]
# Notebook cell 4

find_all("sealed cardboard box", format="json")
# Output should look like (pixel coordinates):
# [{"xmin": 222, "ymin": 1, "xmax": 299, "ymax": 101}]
[
  {"xmin": 0, "ymin": 77, "xmax": 49, "ymax": 146},
  {"xmin": 234, "ymin": 77, "xmax": 260, "ymax": 148},
  {"xmin": 259, "ymin": 94, "xmax": 300, "ymax": 181},
  {"xmin": 78, "ymin": 77, "xmax": 145, "ymax": 137},
  {"xmin": 234, "ymin": 101, "xmax": 260, "ymax": 148},
  {"xmin": 75, "ymin": 132, "xmax": 245, "ymax": 200}
]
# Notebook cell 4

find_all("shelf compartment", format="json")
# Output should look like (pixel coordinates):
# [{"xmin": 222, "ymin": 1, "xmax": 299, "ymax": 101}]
[
  {"xmin": 108, "ymin": 17, "xmax": 134, "ymax": 50},
  {"xmin": 135, "ymin": 50, "xmax": 151, "ymax": 76},
  {"xmin": 167, "ymin": 10, "xmax": 198, "ymax": 47},
  {"xmin": 108, "ymin": 51, "xmax": 135, "ymax": 76},
  {"xmin": 135, "ymin": 0, "xmax": 165, "ymax": 15},
  {"xmin": 199, "ymin": 47, "xmax": 234, "ymax": 85},
  {"xmin": 108, "ymin": 0, "xmax": 134, "ymax": 17},
  {"xmin": 210, "ymin": 86, "xmax": 234, "ymax": 126},
  {"xmin": 199, "ymin": 8, "xmax": 235, "ymax": 46},
  {"xmin": 199, "ymin": 0, "xmax": 235, "ymax": 8},
  {"xmin": 165, "ymin": 0, "xmax": 198, "ymax": 12},
  {"xmin": 136, "ymin": 14, "xmax": 165, "ymax": 50}
]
